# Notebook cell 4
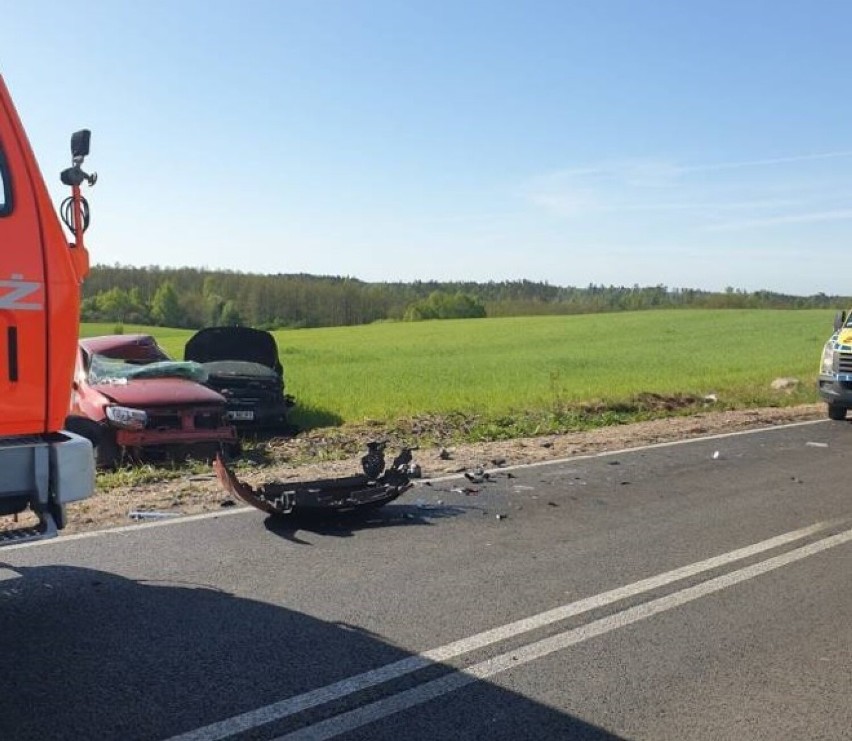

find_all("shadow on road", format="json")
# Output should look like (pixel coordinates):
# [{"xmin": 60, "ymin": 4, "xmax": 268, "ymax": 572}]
[
  {"xmin": 261, "ymin": 503, "xmax": 475, "ymax": 544},
  {"xmin": 0, "ymin": 561, "xmax": 624, "ymax": 741}
]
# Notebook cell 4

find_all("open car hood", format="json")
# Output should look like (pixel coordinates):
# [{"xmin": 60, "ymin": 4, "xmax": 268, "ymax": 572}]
[{"xmin": 185, "ymin": 327, "xmax": 282, "ymax": 375}]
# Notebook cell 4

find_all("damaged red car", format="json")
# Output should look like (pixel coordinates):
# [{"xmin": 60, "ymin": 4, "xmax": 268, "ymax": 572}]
[{"xmin": 68, "ymin": 334, "xmax": 237, "ymax": 467}]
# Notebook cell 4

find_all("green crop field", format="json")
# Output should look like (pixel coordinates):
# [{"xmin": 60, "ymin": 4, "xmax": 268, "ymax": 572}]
[{"xmin": 81, "ymin": 309, "xmax": 831, "ymax": 440}]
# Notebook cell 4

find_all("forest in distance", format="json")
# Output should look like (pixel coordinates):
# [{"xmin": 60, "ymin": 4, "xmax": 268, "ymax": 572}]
[{"xmin": 81, "ymin": 264, "xmax": 852, "ymax": 331}]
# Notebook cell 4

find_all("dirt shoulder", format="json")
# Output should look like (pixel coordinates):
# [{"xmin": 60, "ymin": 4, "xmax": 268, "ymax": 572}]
[{"xmin": 58, "ymin": 403, "xmax": 825, "ymax": 535}]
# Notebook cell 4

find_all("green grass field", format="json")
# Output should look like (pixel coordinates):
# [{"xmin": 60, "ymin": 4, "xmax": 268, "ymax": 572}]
[{"xmin": 81, "ymin": 309, "xmax": 831, "ymax": 440}]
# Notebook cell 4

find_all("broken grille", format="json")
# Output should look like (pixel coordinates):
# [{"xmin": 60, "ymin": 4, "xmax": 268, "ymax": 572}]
[{"xmin": 145, "ymin": 408, "xmax": 226, "ymax": 431}]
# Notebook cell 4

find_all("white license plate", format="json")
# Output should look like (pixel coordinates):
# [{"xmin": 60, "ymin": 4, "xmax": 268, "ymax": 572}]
[{"xmin": 227, "ymin": 411, "xmax": 255, "ymax": 421}]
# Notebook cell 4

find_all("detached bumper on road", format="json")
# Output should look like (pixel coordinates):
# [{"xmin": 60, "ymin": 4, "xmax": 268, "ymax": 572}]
[{"xmin": 213, "ymin": 444, "xmax": 414, "ymax": 517}]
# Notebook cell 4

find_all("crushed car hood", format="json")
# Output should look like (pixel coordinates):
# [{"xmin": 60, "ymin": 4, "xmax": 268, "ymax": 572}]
[
  {"xmin": 185, "ymin": 327, "xmax": 282, "ymax": 374},
  {"xmin": 93, "ymin": 378, "xmax": 227, "ymax": 406}
]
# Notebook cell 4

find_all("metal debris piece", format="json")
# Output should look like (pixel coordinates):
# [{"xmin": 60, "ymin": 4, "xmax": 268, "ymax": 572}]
[
  {"xmin": 128, "ymin": 510, "xmax": 182, "ymax": 521},
  {"xmin": 405, "ymin": 463, "xmax": 422, "ymax": 478}
]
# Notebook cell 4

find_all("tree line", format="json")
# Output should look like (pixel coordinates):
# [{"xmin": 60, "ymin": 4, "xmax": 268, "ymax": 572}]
[{"xmin": 80, "ymin": 264, "xmax": 851, "ymax": 329}]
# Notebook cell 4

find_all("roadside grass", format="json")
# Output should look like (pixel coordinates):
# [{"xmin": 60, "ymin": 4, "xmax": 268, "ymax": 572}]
[
  {"xmin": 95, "ymin": 458, "xmax": 213, "ymax": 492},
  {"xmin": 81, "ymin": 309, "xmax": 830, "ymax": 482}
]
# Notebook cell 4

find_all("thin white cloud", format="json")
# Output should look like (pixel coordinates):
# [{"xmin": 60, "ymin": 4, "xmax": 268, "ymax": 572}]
[
  {"xmin": 535, "ymin": 158, "xmax": 682, "ymax": 187},
  {"xmin": 620, "ymin": 197, "xmax": 808, "ymax": 213},
  {"xmin": 525, "ymin": 188, "xmax": 602, "ymax": 217},
  {"xmin": 682, "ymin": 150, "xmax": 852, "ymax": 173},
  {"xmin": 525, "ymin": 151, "xmax": 852, "ymax": 221},
  {"xmin": 707, "ymin": 209, "xmax": 852, "ymax": 231}
]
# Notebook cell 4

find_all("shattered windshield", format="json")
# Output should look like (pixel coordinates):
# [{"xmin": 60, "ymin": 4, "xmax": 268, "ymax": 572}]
[{"xmin": 88, "ymin": 354, "xmax": 209, "ymax": 384}]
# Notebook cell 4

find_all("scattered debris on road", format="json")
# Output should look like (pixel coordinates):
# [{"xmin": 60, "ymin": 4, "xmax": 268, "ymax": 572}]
[{"xmin": 48, "ymin": 403, "xmax": 825, "ymax": 535}]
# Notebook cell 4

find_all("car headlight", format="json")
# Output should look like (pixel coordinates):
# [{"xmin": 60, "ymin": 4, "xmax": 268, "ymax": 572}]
[
  {"xmin": 821, "ymin": 343, "xmax": 836, "ymax": 375},
  {"xmin": 106, "ymin": 405, "xmax": 148, "ymax": 430}
]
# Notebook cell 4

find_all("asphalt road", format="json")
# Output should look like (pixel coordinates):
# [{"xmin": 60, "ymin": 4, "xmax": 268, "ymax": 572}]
[{"xmin": 1, "ymin": 419, "xmax": 850, "ymax": 740}]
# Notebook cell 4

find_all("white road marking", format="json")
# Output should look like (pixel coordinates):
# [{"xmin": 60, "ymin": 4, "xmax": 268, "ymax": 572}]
[
  {"xmin": 277, "ymin": 526, "xmax": 852, "ymax": 741},
  {"xmin": 166, "ymin": 518, "xmax": 839, "ymax": 741},
  {"xmin": 0, "ymin": 506, "xmax": 252, "ymax": 551},
  {"xmin": 3, "ymin": 417, "xmax": 827, "ymax": 550},
  {"xmin": 426, "ymin": 418, "xmax": 827, "ymax": 483}
]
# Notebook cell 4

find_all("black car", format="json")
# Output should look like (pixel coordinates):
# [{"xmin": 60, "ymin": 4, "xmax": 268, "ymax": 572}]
[{"xmin": 184, "ymin": 327, "xmax": 294, "ymax": 429}]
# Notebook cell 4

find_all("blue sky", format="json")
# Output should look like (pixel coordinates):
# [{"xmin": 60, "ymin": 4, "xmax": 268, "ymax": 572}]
[{"xmin": 3, "ymin": 1, "xmax": 851, "ymax": 294}]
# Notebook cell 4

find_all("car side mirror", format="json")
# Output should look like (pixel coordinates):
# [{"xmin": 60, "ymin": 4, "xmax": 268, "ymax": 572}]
[{"xmin": 834, "ymin": 311, "xmax": 847, "ymax": 332}]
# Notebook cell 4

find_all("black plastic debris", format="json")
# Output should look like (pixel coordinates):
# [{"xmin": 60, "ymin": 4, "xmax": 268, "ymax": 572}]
[
  {"xmin": 213, "ymin": 442, "xmax": 415, "ymax": 518},
  {"xmin": 464, "ymin": 467, "xmax": 490, "ymax": 484}
]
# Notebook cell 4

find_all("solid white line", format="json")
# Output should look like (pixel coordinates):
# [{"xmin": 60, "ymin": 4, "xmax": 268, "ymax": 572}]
[
  {"xmin": 165, "ymin": 518, "xmax": 838, "ymax": 741},
  {"xmin": 1, "ymin": 418, "xmax": 826, "ymax": 549},
  {"xmin": 0, "ymin": 506, "xmax": 253, "ymax": 551},
  {"xmin": 425, "ymin": 418, "xmax": 827, "ymax": 483},
  {"xmin": 277, "ymin": 526, "xmax": 852, "ymax": 741}
]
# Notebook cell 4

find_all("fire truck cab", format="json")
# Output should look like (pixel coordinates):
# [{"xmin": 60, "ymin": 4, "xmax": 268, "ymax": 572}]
[{"xmin": 0, "ymin": 74, "xmax": 95, "ymax": 543}]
